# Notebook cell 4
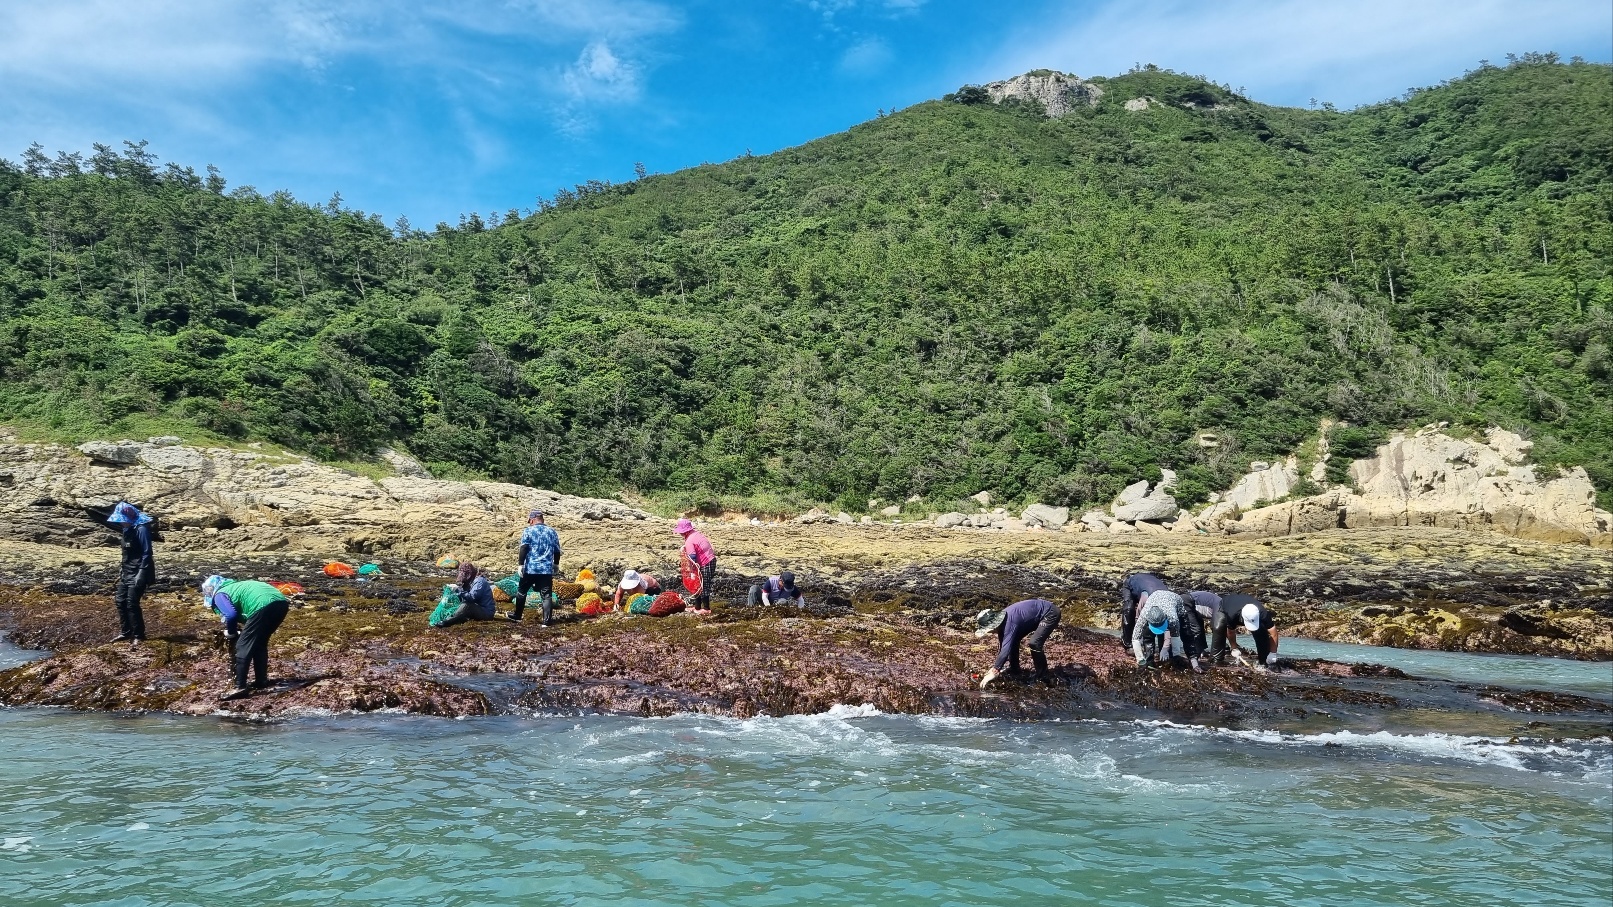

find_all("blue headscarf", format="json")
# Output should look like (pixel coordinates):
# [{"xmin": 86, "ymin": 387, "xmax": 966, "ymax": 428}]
[{"xmin": 107, "ymin": 502, "xmax": 152, "ymax": 527}]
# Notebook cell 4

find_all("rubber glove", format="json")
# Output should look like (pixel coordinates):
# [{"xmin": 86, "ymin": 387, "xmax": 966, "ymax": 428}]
[
  {"xmin": 1230, "ymin": 650, "xmax": 1248, "ymax": 666},
  {"xmin": 1265, "ymin": 653, "xmax": 1278, "ymax": 666},
  {"xmin": 980, "ymin": 668, "xmax": 999, "ymax": 689}
]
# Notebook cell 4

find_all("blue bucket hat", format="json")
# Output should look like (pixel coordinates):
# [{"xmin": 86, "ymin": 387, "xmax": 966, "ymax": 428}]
[{"xmin": 1147, "ymin": 618, "xmax": 1169, "ymax": 635}]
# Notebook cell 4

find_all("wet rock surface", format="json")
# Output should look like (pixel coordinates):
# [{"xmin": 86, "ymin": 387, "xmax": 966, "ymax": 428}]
[{"xmin": 2, "ymin": 544, "xmax": 1607, "ymax": 736}]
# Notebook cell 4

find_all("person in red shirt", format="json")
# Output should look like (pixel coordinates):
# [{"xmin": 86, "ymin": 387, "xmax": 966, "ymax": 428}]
[{"xmin": 675, "ymin": 518, "xmax": 717, "ymax": 615}]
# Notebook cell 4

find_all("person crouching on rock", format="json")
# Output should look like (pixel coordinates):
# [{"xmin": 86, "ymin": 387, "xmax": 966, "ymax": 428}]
[
  {"xmin": 434, "ymin": 562, "xmax": 497, "ymax": 627},
  {"xmin": 675, "ymin": 518, "xmax": 717, "ymax": 615},
  {"xmin": 614, "ymin": 569, "xmax": 663, "ymax": 610},
  {"xmin": 1174, "ymin": 589, "xmax": 1216, "ymax": 674},
  {"xmin": 1132, "ymin": 590, "xmax": 1190, "ymax": 670},
  {"xmin": 1118, "ymin": 572, "xmax": 1166, "ymax": 651},
  {"xmin": 513, "ymin": 509, "xmax": 562, "ymax": 625},
  {"xmin": 1205, "ymin": 592, "xmax": 1262, "ymax": 666},
  {"xmin": 977, "ymin": 599, "xmax": 1061, "ymax": 688},
  {"xmin": 201, "ymin": 575, "xmax": 290, "ymax": 700},
  {"xmin": 1240, "ymin": 599, "xmax": 1280, "ymax": 670},
  {"xmin": 748, "ymin": 571, "xmax": 804, "ymax": 607},
  {"xmin": 106, "ymin": 501, "xmax": 156, "ymax": 645}
]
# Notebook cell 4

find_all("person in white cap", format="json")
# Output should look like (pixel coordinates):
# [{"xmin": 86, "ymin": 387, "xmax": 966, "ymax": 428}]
[
  {"xmin": 1240, "ymin": 599, "xmax": 1280, "ymax": 669},
  {"xmin": 613, "ymin": 569, "xmax": 663, "ymax": 610},
  {"xmin": 1206, "ymin": 592, "xmax": 1262, "ymax": 665}
]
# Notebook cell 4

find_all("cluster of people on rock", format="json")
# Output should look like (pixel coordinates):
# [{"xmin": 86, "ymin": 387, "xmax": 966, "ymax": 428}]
[{"xmin": 975, "ymin": 570, "xmax": 1277, "ymax": 688}]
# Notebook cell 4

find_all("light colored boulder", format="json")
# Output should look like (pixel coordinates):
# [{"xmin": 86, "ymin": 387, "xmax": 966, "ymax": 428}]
[
  {"xmin": 982, "ymin": 70, "xmax": 1104, "ymax": 117},
  {"xmin": 835, "ymin": 512, "xmax": 854, "ymax": 524},
  {"xmin": 970, "ymin": 491, "xmax": 993, "ymax": 507},
  {"xmin": 1114, "ymin": 495, "xmax": 1179, "ymax": 523},
  {"xmin": 1105, "ymin": 520, "xmax": 1137, "ymax": 534},
  {"xmin": 1114, "ymin": 480, "xmax": 1151, "ymax": 509},
  {"xmin": 1021, "ymin": 503, "xmax": 1070, "ymax": 528},
  {"xmin": 77, "ymin": 441, "xmax": 141, "ymax": 465},
  {"xmin": 1080, "ymin": 510, "xmax": 1113, "ymax": 530},
  {"xmin": 879, "ymin": 504, "xmax": 901, "ymax": 518},
  {"xmin": 935, "ymin": 512, "xmax": 968, "ymax": 529},
  {"xmin": 379, "ymin": 447, "xmax": 431, "ymax": 478},
  {"xmin": 147, "ymin": 436, "xmax": 183, "ymax": 448},
  {"xmin": 1156, "ymin": 468, "xmax": 1177, "ymax": 493},
  {"xmin": 991, "ymin": 518, "xmax": 1027, "ymax": 531}
]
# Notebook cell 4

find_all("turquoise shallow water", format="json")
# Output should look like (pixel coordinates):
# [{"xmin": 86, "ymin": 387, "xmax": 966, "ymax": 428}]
[{"xmin": 2, "ymin": 705, "xmax": 1609, "ymax": 907}]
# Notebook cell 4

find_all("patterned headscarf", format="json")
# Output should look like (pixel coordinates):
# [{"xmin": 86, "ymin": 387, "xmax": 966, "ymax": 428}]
[
  {"xmin": 200, "ymin": 575, "xmax": 227, "ymax": 603},
  {"xmin": 455, "ymin": 562, "xmax": 480, "ymax": 589},
  {"xmin": 107, "ymin": 502, "xmax": 152, "ymax": 527}
]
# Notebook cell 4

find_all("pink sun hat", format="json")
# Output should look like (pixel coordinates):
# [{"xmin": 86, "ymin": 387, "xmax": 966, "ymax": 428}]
[{"xmin": 675, "ymin": 518, "xmax": 694, "ymax": 535}]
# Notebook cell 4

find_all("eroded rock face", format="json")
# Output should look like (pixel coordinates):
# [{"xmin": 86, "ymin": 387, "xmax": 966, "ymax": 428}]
[
  {"xmin": 982, "ymin": 71, "xmax": 1104, "ymax": 117},
  {"xmin": 1208, "ymin": 429, "xmax": 1612, "ymax": 548},
  {"xmin": 0, "ymin": 440, "xmax": 655, "ymax": 553},
  {"xmin": 1021, "ymin": 504, "xmax": 1070, "ymax": 528}
]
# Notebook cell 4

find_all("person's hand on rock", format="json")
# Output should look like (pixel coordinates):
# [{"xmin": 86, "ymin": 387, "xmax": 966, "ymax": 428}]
[{"xmin": 979, "ymin": 667, "xmax": 999, "ymax": 689}]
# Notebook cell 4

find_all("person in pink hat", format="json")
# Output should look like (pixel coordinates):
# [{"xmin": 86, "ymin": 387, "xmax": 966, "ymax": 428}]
[{"xmin": 675, "ymin": 518, "xmax": 717, "ymax": 614}]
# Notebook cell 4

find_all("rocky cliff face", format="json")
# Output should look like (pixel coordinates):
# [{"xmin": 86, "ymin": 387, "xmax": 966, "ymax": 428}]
[
  {"xmin": 0, "ymin": 437, "xmax": 654, "ymax": 557},
  {"xmin": 982, "ymin": 71, "xmax": 1103, "ymax": 117},
  {"xmin": 1191, "ymin": 428, "xmax": 1612, "ymax": 548}
]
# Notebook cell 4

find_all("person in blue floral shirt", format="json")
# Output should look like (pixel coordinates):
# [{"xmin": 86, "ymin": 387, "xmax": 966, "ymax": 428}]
[{"xmin": 512, "ymin": 509, "xmax": 562, "ymax": 625}]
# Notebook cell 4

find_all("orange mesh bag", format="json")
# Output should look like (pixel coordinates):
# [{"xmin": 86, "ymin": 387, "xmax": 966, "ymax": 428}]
[
  {"xmin": 576, "ymin": 569, "xmax": 596, "ymax": 581},
  {"xmin": 323, "ymin": 562, "xmax": 357, "ymax": 578},
  {"xmin": 576, "ymin": 592, "xmax": 605, "ymax": 616},
  {"xmin": 271, "ymin": 581, "xmax": 305, "ymax": 597},
  {"xmin": 648, "ymin": 591, "xmax": 686, "ymax": 618}
]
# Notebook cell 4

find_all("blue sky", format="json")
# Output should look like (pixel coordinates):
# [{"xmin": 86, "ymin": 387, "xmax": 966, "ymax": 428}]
[{"xmin": 2, "ymin": 0, "xmax": 1607, "ymax": 229}]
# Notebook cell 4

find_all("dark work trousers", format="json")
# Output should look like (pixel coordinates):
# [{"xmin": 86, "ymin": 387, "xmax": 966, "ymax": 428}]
[
  {"xmin": 1118, "ymin": 596, "xmax": 1144, "ymax": 652},
  {"xmin": 514, "ymin": 573, "xmax": 555, "ymax": 623},
  {"xmin": 1180, "ymin": 606, "xmax": 1207, "ymax": 658},
  {"xmin": 1206, "ymin": 610, "xmax": 1239, "ymax": 660},
  {"xmin": 1017, "ymin": 604, "xmax": 1062, "ymax": 678},
  {"xmin": 693, "ymin": 559, "xmax": 716, "ymax": 610},
  {"xmin": 234, "ymin": 599, "xmax": 290, "ymax": 689},
  {"xmin": 1252, "ymin": 628, "xmax": 1276, "ymax": 663},
  {"xmin": 114, "ymin": 563, "xmax": 151, "ymax": 640}
]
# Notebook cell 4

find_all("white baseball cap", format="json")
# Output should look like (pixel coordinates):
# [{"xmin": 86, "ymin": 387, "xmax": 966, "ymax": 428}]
[
  {"xmin": 620, "ymin": 569, "xmax": 643, "ymax": 590},
  {"xmin": 1241, "ymin": 603, "xmax": 1261, "ymax": 632}
]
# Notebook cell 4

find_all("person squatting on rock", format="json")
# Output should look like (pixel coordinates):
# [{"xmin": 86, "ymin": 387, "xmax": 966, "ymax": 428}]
[
  {"xmin": 107, "ymin": 502, "xmax": 155, "ymax": 645},
  {"xmin": 614, "ymin": 569, "xmax": 663, "ymax": 610},
  {"xmin": 434, "ymin": 562, "xmax": 497, "ymax": 627},
  {"xmin": 977, "ymin": 598, "xmax": 1062, "ymax": 687},
  {"xmin": 1118, "ymin": 572, "xmax": 1167, "ymax": 649},
  {"xmin": 1239, "ymin": 598, "xmax": 1280, "ymax": 670},
  {"xmin": 1205, "ymin": 592, "xmax": 1263, "ymax": 666},
  {"xmin": 747, "ymin": 571, "xmax": 804, "ymax": 607},
  {"xmin": 1132, "ymin": 590, "xmax": 1192, "ymax": 669},
  {"xmin": 202, "ymin": 575, "xmax": 290, "ymax": 700},
  {"xmin": 513, "ymin": 509, "xmax": 562, "ymax": 625},
  {"xmin": 676, "ymin": 518, "xmax": 717, "ymax": 615}
]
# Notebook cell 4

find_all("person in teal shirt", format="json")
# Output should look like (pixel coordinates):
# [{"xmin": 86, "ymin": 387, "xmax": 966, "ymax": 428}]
[{"xmin": 201, "ymin": 576, "xmax": 290, "ymax": 700}]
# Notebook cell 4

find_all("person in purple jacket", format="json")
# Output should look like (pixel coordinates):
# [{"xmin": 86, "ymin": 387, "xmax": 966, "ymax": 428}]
[
  {"xmin": 106, "ymin": 502, "xmax": 155, "ymax": 644},
  {"xmin": 976, "ymin": 598, "xmax": 1062, "ymax": 687}
]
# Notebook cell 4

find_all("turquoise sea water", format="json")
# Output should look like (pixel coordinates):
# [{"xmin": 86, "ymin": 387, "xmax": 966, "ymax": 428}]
[
  {"xmin": 2, "ymin": 704, "xmax": 1609, "ymax": 907},
  {"xmin": 3, "ymin": 633, "xmax": 1611, "ymax": 906}
]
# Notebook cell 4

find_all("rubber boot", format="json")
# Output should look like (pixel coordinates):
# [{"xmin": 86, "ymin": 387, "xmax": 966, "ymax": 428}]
[
  {"xmin": 541, "ymin": 592, "xmax": 555, "ymax": 626},
  {"xmin": 510, "ymin": 596, "xmax": 525, "ymax": 621},
  {"xmin": 1031, "ymin": 648, "xmax": 1051, "ymax": 684}
]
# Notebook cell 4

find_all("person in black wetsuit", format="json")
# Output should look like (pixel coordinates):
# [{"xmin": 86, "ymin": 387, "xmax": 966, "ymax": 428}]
[
  {"xmin": 1118, "ymin": 572, "xmax": 1167, "ymax": 649},
  {"xmin": 976, "ymin": 599, "xmax": 1062, "ymax": 687},
  {"xmin": 1239, "ymin": 599, "xmax": 1280, "ymax": 669},
  {"xmin": 106, "ymin": 502, "xmax": 155, "ymax": 645}
]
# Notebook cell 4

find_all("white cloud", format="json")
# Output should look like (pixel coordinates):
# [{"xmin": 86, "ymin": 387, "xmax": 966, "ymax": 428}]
[
  {"xmin": 840, "ymin": 37, "xmax": 895, "ymax": 76},
  {"xmin": 984, "ymin": 0, "xmax": 1611, "ymax": 107},
  {"xmin": 564, "ymin": 41, "xmax": 640, "ymax": 102}
]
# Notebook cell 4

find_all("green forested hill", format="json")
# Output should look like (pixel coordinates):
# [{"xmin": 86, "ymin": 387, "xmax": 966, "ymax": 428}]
[{"xmin": 2, "ymin": 56, "xmax": 1609, "ymax": 511}]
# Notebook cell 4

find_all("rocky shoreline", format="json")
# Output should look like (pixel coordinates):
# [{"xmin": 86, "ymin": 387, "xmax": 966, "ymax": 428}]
[{"xmin": 2, "ymin": 530, "xmax": 1608, "ymax": 733}]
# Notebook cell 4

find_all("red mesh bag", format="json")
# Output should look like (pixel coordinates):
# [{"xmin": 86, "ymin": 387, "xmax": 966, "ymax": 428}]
[{"xmin": 648, "ymin": 591, "xmax": 686, "ymax": 617}]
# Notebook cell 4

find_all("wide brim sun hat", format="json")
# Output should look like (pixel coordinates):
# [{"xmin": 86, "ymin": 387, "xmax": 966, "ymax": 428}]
[{"xmin": 975, "ymin": 609, "xmax": 1006, "ymax": 637}]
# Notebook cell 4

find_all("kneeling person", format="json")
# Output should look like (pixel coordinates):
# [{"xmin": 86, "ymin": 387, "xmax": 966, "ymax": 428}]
[
  {"xmin": 614, "ymin": 569, "xmax": 663, "ymax": 610},
  {"xmin": 202, "ymin": 575, "xmax": 291, "ymax": 700},
  {"xmin": 748, "ymin": 571, "xmax": 805, "ymax": 607},
  {"xmin": 433, "ymin": 562, "xmax": 497, "ymax": 627},
  {"xmin": 977, "ymin": 598, "xmax": 1061, "ymax": 687}
]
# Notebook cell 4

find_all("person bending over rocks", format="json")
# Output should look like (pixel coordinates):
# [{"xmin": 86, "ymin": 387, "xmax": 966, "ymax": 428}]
[
  {"xmin": 1132, "ymin": 590, "xmax": 1194, "ymax": 670},
  {"xmin": 676, "ymin": 519, "xmax": 717, "ymax": 615},
  {"xmin": 977, "ymin": 599, "xmax": 1061, "ymax": 688},
  {"xmin": 1240, "ymin": 599, "xmax": 1280, "ymax": 670},
  {"xmin": 513, "ymin": 509, "xmax": 562, "ymax": 625},
  {"xmin": 614, "ymin": 569, "xmax": 663, "ymax": 610},
  {"xmin": 106, "ymin": 502, "xmax": 155, "ymax": 645},
  {"xmin": 1117, "ymin": 572, "xmax": 1167, "ymax": 650},
  {"xmin": 202, "ymin": 576, "xmax": 291, "ymax": 700},
  {"xmin": 1205, "ymin": 592, "xmax": 1263, "ymax": 666},
  {"xmin": 433, "ymin": 562, "xmax": 497, "ymax": 628},
  {"xmin": 748, "ymin": 571, "xmax": 804, "ymax": 607}
]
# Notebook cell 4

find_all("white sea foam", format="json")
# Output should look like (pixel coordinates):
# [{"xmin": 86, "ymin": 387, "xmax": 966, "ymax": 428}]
[
  {"xmin": 1, "ymin": 836, "xmax": 32, "ymax": 853},
  {"xmin": 126, "ymin": 822, "xmax": 150, "ymax": 831}
]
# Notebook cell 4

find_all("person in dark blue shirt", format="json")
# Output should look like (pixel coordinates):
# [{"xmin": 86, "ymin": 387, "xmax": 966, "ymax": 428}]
[
  {"xmin": 1118, "ymin": 572, "xmax": 1166, "ymax": 650},
  {"xmin": 106, "ymin": 502, "xmax": 155, "ymax": 644},
  {"xmin": 976, "ymin": 599, "xmax": 1062, "ymax": 687},
  {"xmin": 747, "ymin": 571, "xmax": 805, "ymax": 607}
]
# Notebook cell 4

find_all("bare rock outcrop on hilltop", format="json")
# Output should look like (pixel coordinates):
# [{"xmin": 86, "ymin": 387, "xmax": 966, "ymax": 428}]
[
  {"xmin": 0, "ymin": 438, "xmax": 654, "ymax": 555},
  {"xmin": 982, "ymin": 70, "xmax": 1103, "ymax": 117},
  {"xmin": 1191, "ymin": 428, "xmax": 1611, "ymax": 548}
]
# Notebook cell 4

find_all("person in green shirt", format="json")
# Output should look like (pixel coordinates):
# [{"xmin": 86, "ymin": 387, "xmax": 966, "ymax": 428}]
[{"xmin": 201, "ymin": 575, "xmax": 291, "ymax": 700}]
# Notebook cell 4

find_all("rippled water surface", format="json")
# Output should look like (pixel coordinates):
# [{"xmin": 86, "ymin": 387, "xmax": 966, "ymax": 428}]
[{"xmin": 3, "ymin": 705, "xmax": 1609, "ymax": 907}]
